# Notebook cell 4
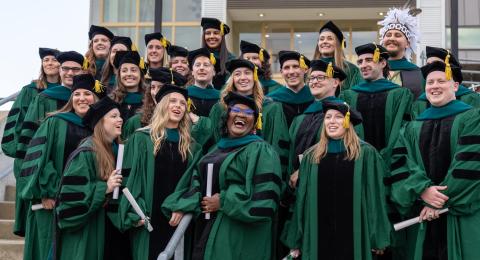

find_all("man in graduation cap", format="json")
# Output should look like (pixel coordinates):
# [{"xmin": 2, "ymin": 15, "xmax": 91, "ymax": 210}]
[
  {"xmin": 388, "ymin": 61, "xmax": 480, "ymax": 260},
  {"xmin": 411, "ymin": 46, "xmax": 480, "ymax": 119},
  {"xmin": 378, "ymin": 8, "xmax": 424, "ymax": 98}
]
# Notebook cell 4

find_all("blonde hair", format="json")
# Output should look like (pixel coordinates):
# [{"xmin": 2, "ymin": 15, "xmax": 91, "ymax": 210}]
[
  {"xmin": 311, "ymin": 123, "xmax": 361, "ymax": 163},
  {"xmin": 220, "ymin": 75, "xmax": 264, "ymax": 112},
  {"xmin": 313, "ymin": 32, "xmax": 347, "ymax": 72},
  {"xmin": 146, "ymin": 45, "xmax": 170, "ymax": 68},
  {"xmin": 147, "ymin": 93, "xmax": 192, "ymax": 161},
  {"xmin": 92, "ymin": 118, "xmax": 121, "ymax": 180}
]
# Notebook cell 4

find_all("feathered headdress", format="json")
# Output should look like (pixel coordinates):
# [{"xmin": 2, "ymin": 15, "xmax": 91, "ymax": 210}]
[{"xmin": 378, "ymin": 8, "xmax": 420, "ymax": 61}]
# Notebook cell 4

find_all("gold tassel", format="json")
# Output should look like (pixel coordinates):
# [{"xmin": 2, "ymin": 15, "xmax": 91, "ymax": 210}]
[
  {"xmin": 209, "ymin": 53, "xmax": 216, "ymax": 66},
  {"xmin": 341, "ymin": 39, "xmax": 346, "ymax": 49},
  {"xmin": 131, "ymin": 43, "xmax": 138, "ymax": 52},
  {"xmin": 220, "ymin": 22, "xmax": 225, "ymax": 35},
  {"xmin": 445, "ymin": 51, "xmax": 452, "ymax": 81},
  {"xmin": 256, "ymin": 113, "xmax": 262, "ymax": 130},
  {"xmin": 187, "ymin": 98, "xmax": 196, "ymax": 112},
  {"xmin": 259, "ymin": 49, "xmax": 265, "ymax": 62},
  {"xmin": 299, "ymin": 55, "xmax": 308, "ymax": 70},
  {"xmin": 254, "ymin": 66, "xmax": 259, "ymax": 81},
  {"xmin": 160, "ymin": 37, "xmax": 168, "ymax": 48},
  {"xmin": 94, "ymin": 80, "xmax": 104, "ymax": 93},
  {"xmin": 169, "ymin": 68, "xmax": 175, "ymax": 84},
  {"xmin": 326, "ymin": 62, "xmax": 334, "ymax": 78},
  {"xmin": 139, "ymin": 57, "xmax": 145, "ymax": 70},
  {"xmin": 82, "ymin": 57, "xmax": 89, "ymax": 70},
  {"xmin": 343, "ymin": 111, "xmax": 350, "ymax": 129},
  {"xmin": 373, "ymin": 44, "xmax": 380, "ymax": 63}
]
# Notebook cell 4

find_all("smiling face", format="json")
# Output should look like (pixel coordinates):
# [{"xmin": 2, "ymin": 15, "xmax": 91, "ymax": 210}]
[
  {"xmin": 147, "ymin": 39, "xmax": 165, "ymax": 64},
  {"xmin": 72, "ymin": 89, "xmax": 96, "ymax": 117},
  {"xmin": 281, "ymin": 60, "xmax": 306, "ymax": 90},
  {"xmin": 109, "ymin": 44, "xmax": 128, "ymax": 66},
  {"xmin": 324, "ymin": 109, "xmax": 347, "ymax": 139},
  {"xmin": 242, "ymin": 53, "xmax": 262, "ymax": 68},
  {"xmin": 192, "ymin": 56, "xmax": 215, "ymax": 85},
  {"xmin": 42, "ymin": 55, "xmax": 60, "ymax": 77},
  {"xmin": 60, "ymin": 61, "xmax": 83, "ymax": 87},
  {"xmin": 170, "ymin": 56, "xmax": 190, "ymax": 76},
  {"xmin": 166, "ymin": 92, "xmax": 187, "ymax": 128},
  {"xmin": 232, "ymin": 67, "xmax": 254, "ymax": 95},
  {"xmin": 308, "ymin": 70, "xmax": 339, "ymax": 99},
  {"xmin": 357, "ymin": 53, "xmax": 386, "ymax": 81},
  {"xmin": 318, "ymin": 31, "xmax": 337, "ymax": 57},
  {"xmin": 227, "ymin": 103, "xmax": 255, "ymax": 138},
  {"xmin": 102, "ymin": 108, "xmax": 123, "ymax": 142},
  {"xmin": 425, "ymin": 71, "xmax": 458, "ymax": 107},
  {"xmin": 204, "ymin": 28, "xmax": 222, "ymax": 49},
  {"xmin": 382, "ymin": 29, "xmax": 409, "ymax": 59},
  {"xmin": 119, "ymin": 63, "xmax": 141, "ymax": 90},
  {"xmin": 92, "ymin": 34, "xmax": 111, "ymax": 59}
]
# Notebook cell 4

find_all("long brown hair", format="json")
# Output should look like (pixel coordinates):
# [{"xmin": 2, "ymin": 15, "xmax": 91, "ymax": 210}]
[
  {"xmin": 140, "ymin": 85, "xmax": 156, "ymax": 125},
  {"xmin": 311, "ymin": 123, "xmax": 361, "ymax": 163},
  {"xmin": 313, "ymin": 33, "xmax": 347, "ymax": 72},
  {"xmin": 202, "ymin": 32, "xmax": 229, "ymax": 75},
  {"xmin": 35, "ymin": 63, "xmax": 61, "ymax": 90},
  {"xmin": 220, "ymin": 75, "xmax": 264, "ymax": 112},
  {"xmin": 92, "ymin": 117, "xmax": 121, "ymax": 180},
  {"xmin": 85, "ymin": 41, "xmax": 98, "ymax": 76},
  {"xmin": 110, "ymin": 65, "xmax": 146, "ymax": 104}
]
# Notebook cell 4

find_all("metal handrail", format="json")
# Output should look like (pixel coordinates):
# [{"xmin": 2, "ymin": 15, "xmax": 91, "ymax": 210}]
[
  {"xmin": 0, "ymin": 91, "xmax": 20, "ymax": 107},
  {"xmin": 0, "ymin": 165, "xmax": 13, "ymax": 181},
  {"xmin": 158, "ymin": 213, "xmax": 193, "ymax": 260}
]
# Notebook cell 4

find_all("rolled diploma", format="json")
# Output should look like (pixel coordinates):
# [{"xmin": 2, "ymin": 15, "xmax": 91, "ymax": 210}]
[
  {"xmin": 393, "ymin": 208, "xmax": 449, "ymax": 231},
  {"xmin": 31, "ymin": 203, "xmax": 43, "ymax": 211},
  {"xmin": 205, "ymin": 163, "xmax": 213, "ymax": 220},
  {"xmin": 112, "ymin": 144, "xmax": 124, "ymax": 199},
  {"xmin": 122, "ymin": 188, "xmax": 153, "ymax": 232}
]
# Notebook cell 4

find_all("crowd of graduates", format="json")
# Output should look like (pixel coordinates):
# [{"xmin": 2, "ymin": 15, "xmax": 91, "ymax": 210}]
[{"xmin": 2, "ymin": 7, "xmax": 480, "ymax": 260}]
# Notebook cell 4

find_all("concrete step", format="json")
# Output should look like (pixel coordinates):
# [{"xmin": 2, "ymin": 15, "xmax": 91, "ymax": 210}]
[
  {"xmin": 0, "ymin": 239, "xmax": 23, "ymax": 260},
  {"xmin": 4, "ymin": 186, "xmax": 15, "ymax": 202},
  {"xmin": 0, "ymin": 220, "xmax": 22, "ymax": 240},
  {"xmin": 0, "ymin": 202, "xmax": 15, "ymax": 220}
]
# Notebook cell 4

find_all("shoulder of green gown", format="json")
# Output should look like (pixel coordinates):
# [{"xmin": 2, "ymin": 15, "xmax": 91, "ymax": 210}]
[
  {"xmin": 51, "ymin": 112, "xmax": 85, "ymax": 127},
  {"xmin": 40, "ymin": 85, "xmax": 71, "ymax": 101},
  {"xmin": 187, "ymin": 85, "xmax": 220, "ymax": 100},
  {"xmin": 267, "ymin": 85, "xmax": 314, "ymax": 104},
  {"xmin": 388, "ymin": 57, "xmax": 419, "ymax": 71},
  {"xmin": 351, "ymin": 78, "xmax": 401, "ymax": 93},
  {"xmin": 416, "ymin": 100, "xmax": 472, "ymax": 121}
]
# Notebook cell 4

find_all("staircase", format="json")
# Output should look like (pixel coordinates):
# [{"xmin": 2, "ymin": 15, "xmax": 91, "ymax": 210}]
[{"xmin": 0, "ymin": 186, "xmax": 24, "ymax": 260}]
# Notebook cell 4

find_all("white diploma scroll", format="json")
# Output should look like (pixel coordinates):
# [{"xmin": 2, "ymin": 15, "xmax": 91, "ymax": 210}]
[
  {"xmin": 112, "ymin": 144, "xmax": 124, "ymax": 199},
  {"xmin": 122, "ymin": 188, "xmax": 153, "ymax": 232},
  {"xmin": 205, "ymin": 163, "xmax": 213, "ymax": 220},
  {"xmin": 31, "ymin": 203, "xmax": 43, "ymax": 211},
  {"xmin": 393, "ymin": 208, "xmax": 449, "ymax": 231}
]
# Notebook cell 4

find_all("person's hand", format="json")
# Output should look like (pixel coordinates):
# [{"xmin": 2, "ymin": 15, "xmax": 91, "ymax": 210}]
[
  {"xmin": 289, "ymin": 170, "xmax": 299, "ymax": 188},
  {"xmin": 372, "ymin": 248, "xmax": 385, "ymax": 255},
  {"xmin": 201, "ymin": 193, "xmax": 220, "ymax": 213},
  {"xmin": 419, "ymin": 206, "xmax": 441, "ymax": 222},
  {"xmin": 106, "ymin": 169, "xmax": 122, "ymax": 194},
  {"xmin": 289, "ymin": 249, "xmax": 301, "ymax": 258},
  {"xmin": 420, "ymin": 186, "xmax": 448, "ymax": 208},
  {"xmin": 41, "ymin": 198, "xmax": 55, "ymax": 210},
  {"xmin": 189, "ymin": 112, "xmax": 199, "ymax": 124},
  {"xmin": 169, "ymin": 212, "xmax": 184, "ymax": 226},
  {"xmin": 135, "ymin": 219, "xmax": 145, "ymax": 227}
]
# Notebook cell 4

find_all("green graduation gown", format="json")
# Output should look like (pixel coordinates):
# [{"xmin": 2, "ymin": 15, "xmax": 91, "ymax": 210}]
[
  {"xmin": 1, "ymin": 81, "xmax": 59, "ymax": 236},
  {"xmin": 388, "ymin": 100, "xmax": 480, "ymax": 260},
  {"xmin": 121, "ymin": 113, "xmax": 143, "ymax": 140},
  {"xmin": 55, "ymin": 138, "xmax": 128, "ymax": 260},
  {"xmin": 320, "ymin": 57, "xmax": 363, "ymax": 93},
  {"xmin": 281, "ymin": 141, "xmax": 391, "ymax": 260},
  {"xmin": 388, "ymin": 58, "xmax": 425, "ymax": 99},
  {"xmin": 19, "ymin": 112, "xmax": 91, "ymax": 260},
  {"xmin": 120, "ymin": 92, "xmax": 143, "ymax": 122},
  {"xmin": 162, "ymin": 135, "xmax": 282, "ymax": 260},
  {"xmin": 119, "ymin": 128, "xmax": 202, "ymax": 260},
  {"xmin": 187, "ymin": 85, "xmax": 220, "ymax": 117},
  {"xmin": 340, "ymin": 78, "xmax": 413, "ymax": 163},
  {"xmin": 260, "ymin": 77, "xmax": 283, "ymax": 95},
  {"xmin": 411, "ymin": 85, "xmax": 480, "ymax": 119}
]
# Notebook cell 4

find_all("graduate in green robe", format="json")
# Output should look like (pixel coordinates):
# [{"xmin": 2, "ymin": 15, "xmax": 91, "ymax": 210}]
[
  {"xmin": 144, "ymin": 32, "xmax": 170, "ymax": 70},
  {"xmin": 282, "ymin": 101, "xmax": 391, "ymax": 260},
  {"xmin": 168, "ymin": 45, "xmax": 194, "ymax": 85},
  {"xmin": 379, "ymin": 8, "xmax": 424, "ymax": 98},
  {"xmin": 411, "ymin": 46, "xmax": 480, "ymax": 119},
  {"xmin": 110, "ymin": 50, "xmax": 146, "ymax": 121},
  {"xmin": 85, "ymin": 25, "xmax": 115, "ymax": 79},
  {"xmin": 312, "ymin": 21, "xmax": 362, "ymax": 93},
  {"xmin": 16, "ymin": 51, "xmax": 86, "ymax": 175},
  {"xmin": 287, "ymin": 59, "xmax": 346, "ymax": 187},
  {"xmin": 340, "ymin": 43, "xmax": 412, "ymax": 162},
  {"xmin": 239, "ymin": 40, "xmax": 283, "ymax": 94},
  {"xmin": 119, "ymin": 85, "xmax": 203, "ymax": 260},
  {"xmin": 55, "ymin": 97, "xmax": 129, "ymax": 260},
  {"xmin": 20, "ymin": 74, "xmax": 105, "ymax": 260},
  {"xmin": 162, "ymin": 92, "xmax": 281, "ymax": 260},
  {"xmin": 201, "ymin": 17, "xmax": 236, "ymax": 89},
  {"xmin": 1, "ymin": 47, "xmax": 61, "ymax": 236},
  {"xmin": 100, "ymin": 36, "xmax": 133, "ymax": 92},
  {"xmin": 388, "ymin": 61, "xmax": 480, "ymax": 260}
]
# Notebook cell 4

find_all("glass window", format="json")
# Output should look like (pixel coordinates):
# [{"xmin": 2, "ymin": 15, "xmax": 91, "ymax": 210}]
[
  {"xmin": 140, "ymin": 0, "xmax": 155, "ymax": 22},
  {"xmin": 239, "ymin": 33, "xmax": 262, "ymax": 49},
  {"xmin": 162, "ymin": 0, "xmax": 173, "ymax": 22},
  {"xmin": 266, "ymin": 33, "xmax": 291, "ymax": 73},
  {"xmin": 104, "ymin": 0, "xmax": 136, "ymax": 23},
  {"xmin": 446, "ymin": 28, "xmax": 480, "ymax": 49},
  {"xmin": 138, "ymin": 26, "xmax": 155, "ymax": 56},
  {"xmin": 162, "ymin": 27, "xmax": 173, "ymax": 42},
  {"xmin": 175, "ymin": 26, "xmax": 202, "ymax": 50},
  {"xmin": 293, "ymin": 32, "xmax": 317, "ymax": 60},
  {"xmin": 175, "ymin": 0, "xmax": 202, "ymax": 22}
]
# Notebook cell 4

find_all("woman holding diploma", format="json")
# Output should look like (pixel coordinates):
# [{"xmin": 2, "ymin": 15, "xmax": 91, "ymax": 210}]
[
  {"xmin": 282, "ymin": 101, "xmax": 391, "ymax": 260},
  {"xmin": 55, "ymin": 96, "xmax": 129, "ymax": 260},
  {"xmin": 163, "ymin": 92, "xmax": 282, "ymax": 260},
  {"xmin": 119, "ymin": 84, "xmax": 202, "ymax": 260}
]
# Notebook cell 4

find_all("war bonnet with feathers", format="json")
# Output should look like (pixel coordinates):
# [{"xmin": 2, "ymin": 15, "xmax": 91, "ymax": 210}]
[{"xmin": 378, "ymin": 8, "xmax": 420, "ymax": 61}]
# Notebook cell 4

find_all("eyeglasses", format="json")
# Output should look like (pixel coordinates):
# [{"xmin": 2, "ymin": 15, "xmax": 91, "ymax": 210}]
[
  {"xmin": 309, "ymin": 75, "xmax": 328, "ymax": 82},
  {"xmin": 229, "ymin": 106, "xmax": 255, "ymax": 116},
  {"xmin": 61, "ymin": 66, "xmax": 82, "ymax": 73}
]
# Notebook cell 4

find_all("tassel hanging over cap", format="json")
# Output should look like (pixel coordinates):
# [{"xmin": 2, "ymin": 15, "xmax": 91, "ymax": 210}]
[
  {"xmin": 256, "ymin": 113, "xmax": 263, "ymax": 130},
  {"xmin": 254, "ymin": 66, "xmax": 259, "ymax": 82},
  {"xmin": 131, "ymin": 43, "xmax": 138, "ymax": 52},
  {"xmin": 373, "ymin": 43, "xmax": 380, "ymax": 63},
  {"xmin": 82, "ymin": 57, "xmax": 89, "ymax": 70},
  {"xmin": 94, "ymin": 80, "xmax": 104, "ymax": 93},
  {"xmin": 326, "ymin": 62, "xmax": 334, "ymax": 78},
  {"xmin": 259, "ymin": 49, "xmax": 265, "ymax": 62},
  {"xmin": 139, "ymin": 57, "xmax": 145, "ymax": 70},
  {"xmin": 220, "ymin": 22, "xmax": 225, "ymax": 35},
  {"xmin": 209, "ymin": 53, "xmax": 216, "ymax": 66},
  {"xmin": 445, "ymin": 50, "xmax": 452, "ymax": 81},
  {"xmin": 299, "ymin": 55, "xmax": 308, "ymax": 70},
  {"xmin": 342, "ymin": 102, "xmax": 351, "ymax": 129},
  {"xmin": 169, "ymin": 68, "xmax": 175, "ymax": 84}
]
